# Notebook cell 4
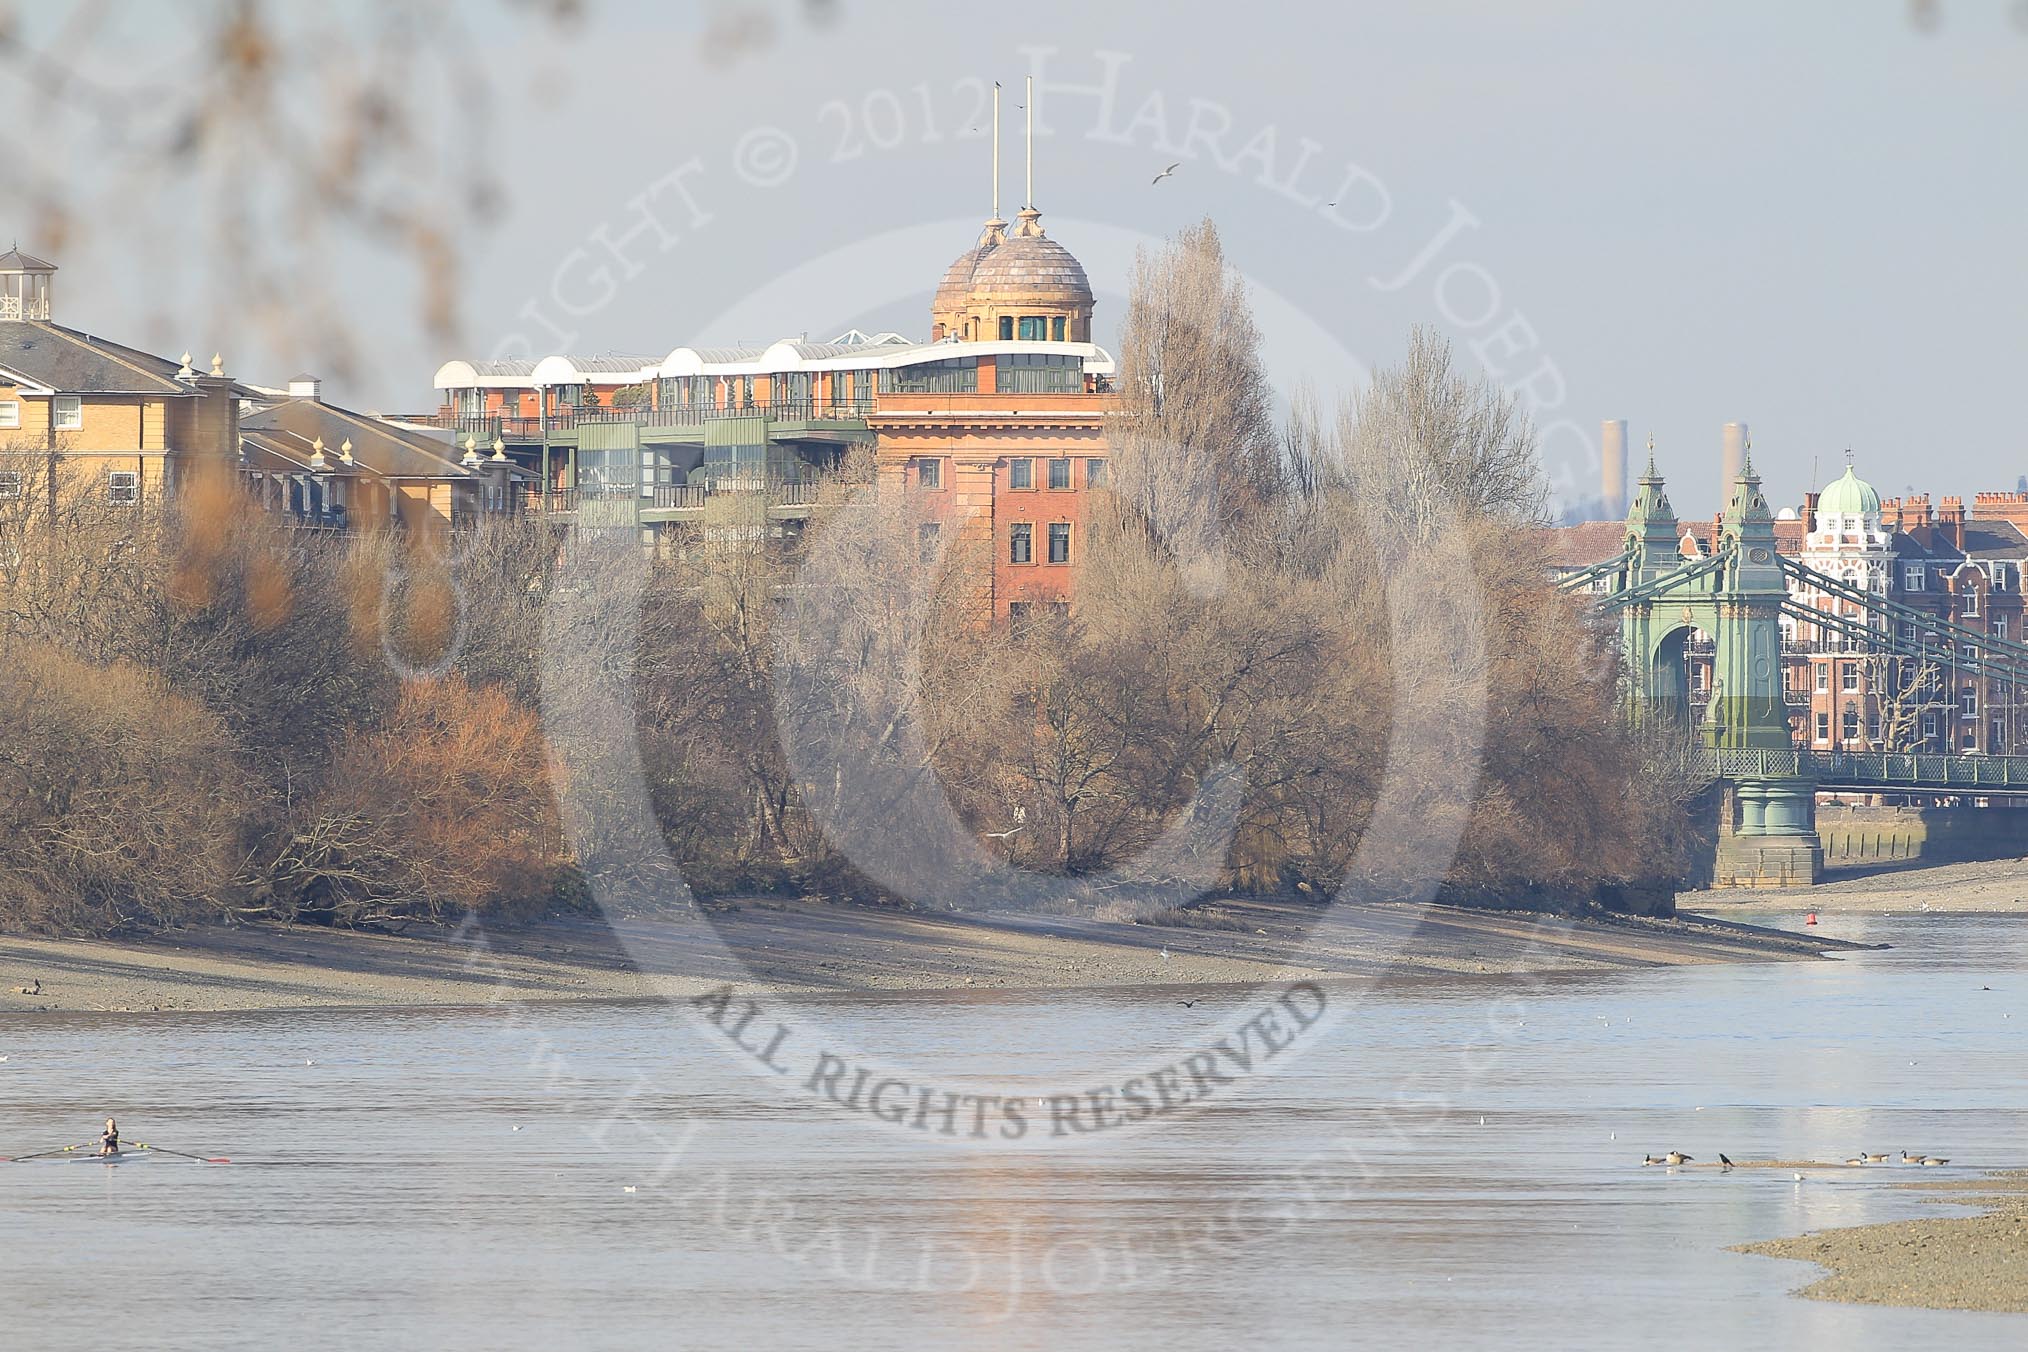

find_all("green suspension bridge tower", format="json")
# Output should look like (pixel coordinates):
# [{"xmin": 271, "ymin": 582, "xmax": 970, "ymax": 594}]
[{"xmin": 1564, "ymin": 443, "xmax": 1821, "ymax": 883}]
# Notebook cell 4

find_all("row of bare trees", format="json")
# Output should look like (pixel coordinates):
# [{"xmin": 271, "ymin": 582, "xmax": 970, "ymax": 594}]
[
  {"xmin": 0, "ymin": 220, "xmax": 1700, "ymax": 935},
  {"xmin": 0, "ymin": 448, "xmax": 566, "ymax": 933}
]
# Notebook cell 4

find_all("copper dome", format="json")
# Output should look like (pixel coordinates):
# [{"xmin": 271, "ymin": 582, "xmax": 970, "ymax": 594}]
[{"xmin": 965, "ymin": 219, "xmax": 1092, "ymax": 307}]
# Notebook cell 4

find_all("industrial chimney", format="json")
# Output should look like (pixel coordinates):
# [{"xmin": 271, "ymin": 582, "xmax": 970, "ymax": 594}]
[
  {"xmin": 1720, "ymin": 421, "xmax": 1749, "ymax": 505},
  {"xmin": 1601, "ymin": 419, "xmax": 1628, "ymax": 518}
]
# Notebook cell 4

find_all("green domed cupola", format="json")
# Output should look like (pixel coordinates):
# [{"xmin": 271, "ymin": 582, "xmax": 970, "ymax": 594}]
[{"xmin": 1817, "ymin": 463, "xmax": 1880, "ymax": 520}]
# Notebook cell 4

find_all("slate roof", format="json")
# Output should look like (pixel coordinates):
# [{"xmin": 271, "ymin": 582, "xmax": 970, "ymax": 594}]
[
  {"xmin": 0, "ymin": 248, "xmax": 56, "ymax": 272},
  {"xmin": 1960, "ymin": 521, "xmax": 2028, "ymax": 561},
  {"xmin": 241, "ymin": 399, "xmax": 527, "ymax": 481},
  {"xmin": 0, "ymin": 320, "xmax": 194, "ymax": 394}
]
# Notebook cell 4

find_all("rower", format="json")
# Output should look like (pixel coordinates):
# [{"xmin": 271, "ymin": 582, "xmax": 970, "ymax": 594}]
[{"xmin": 98, "ymin": 1117, "xmax": 120, "ymax": 1158}]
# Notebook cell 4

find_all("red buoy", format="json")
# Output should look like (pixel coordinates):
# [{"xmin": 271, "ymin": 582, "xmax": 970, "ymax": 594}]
[{"xmin": 1805, "ymin": 911, "xmax": 1818, "ymax": 926}]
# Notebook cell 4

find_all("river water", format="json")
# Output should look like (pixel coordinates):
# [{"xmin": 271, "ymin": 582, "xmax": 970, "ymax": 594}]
[{"xmin": 2, "ymin": 910, "xmax": 2025, "ymax": 1351}]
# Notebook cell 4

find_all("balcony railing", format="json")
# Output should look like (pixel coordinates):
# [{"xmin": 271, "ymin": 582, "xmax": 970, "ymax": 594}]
[
  {"xmin": 525, "ymin": 477, "xmax": 826, "ymax": 516},
  {"xmin": 435, "ymin": 397, "xmax": 879, "ymax": 434},
  {"xmin": 1695, "ymin": 746, "xmax": 2028, "ymax": 790}
]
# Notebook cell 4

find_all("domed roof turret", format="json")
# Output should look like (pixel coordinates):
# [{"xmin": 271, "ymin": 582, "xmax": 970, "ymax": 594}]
[
  {"xmin": 965, "ymin": 208, "xmax": 1092, "ymax": 307},
  {"xmin": 934, "ymin": 217, "xmax": 1007, "ymax": 318},
  {"xmin": 1818, "ymin": 463, "xmax": 1880, "ymax": 518}
]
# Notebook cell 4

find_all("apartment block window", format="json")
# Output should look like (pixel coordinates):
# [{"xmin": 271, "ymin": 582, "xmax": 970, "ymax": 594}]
[
  {"xmin": 1814, "ymin": 664, "xmax": 1829, "ymax": 693},
  {"xmin": 0, "ymin": 470, "xmax": 20, "ymax": 499},
  {"xmin": 1998, "ymin": 616, "xmax": 2011, "ymax": 641},
  {"xmin": 1018, "ymin": 316, "xmax": 1047, "ymax": 341},
  {"xmin": 0, "ymin": 400, "xmax": 17, "ymax": 428},
  {"xmin": 1047, "ymin": 521, "xmax": 1071, "ymax": 564},
  {"xmin": 1052, "ymin": 316, "xmax": 1066, "ymax": 341},
  {"xmin": 1085, "ymin": 458, "xmax": 1106, "ymax": 487},
  {"xmin": 1009, "ymin": 457, "xmax": 1034, "ymax": 490},
  {"xmin": 1047, "ymin": 457, "xmax": 1072, "ymax": 490},
  {"xmin": 54, "ymin": 395, "xmax": 82, "ymax": 431},
  {"xmin": 1008, "ymin": 601, "xmax": 1032, "ymax": 628},
  {"xmin": 1814, "ymin": 712, "xmax": 1830, "ymax": 743},
  {"xmin": 918, "ymin": 521, "xmax": 941, "ymax": 563},
  {"xmin": 914, "ymin": 457, "xmax": 942, "ymax": 490},
  {"xmin": 1904, "ymin": 564, "xmax": 1924, "ymax": 590},
  {"xmin": 999, "ymin": 316, "xmax": 1014, "ymax": 341},
  {"xmin": 1869, "ymin": 713, "xmax": 1882, "ymax": 743},
  {"xmin": 1963, "ymin": 644, "xmax": 1979, "ymax": 665},
  {"xmin": 1009, "ymin": 521, "xmax": 1033, "ymax": 564},
  {"xmin": 1045, "ymin": 601, "xmax": 1069, "ymax": 618},
  {"xmin": 1964, "ymin": 589, "xmax": 1980, "ymax": 617},
  {"xmin": 1924, "ymin": 712, "xmax": 1939, "ymax": 739},
  {"xmin": 1841, "ymin": 665, "xmax": 1859, "ymax": 693},
  {"xmin": 1963, "ymin": 687, "xmax": 1978, "ymax": 719},
  {"xmin": 1842, "ymin": 709, "xmax": 1861, "ymax": 741},
  {"xmin": 106, "ymin": 470, "xmax": 139, "ymax": 505}
]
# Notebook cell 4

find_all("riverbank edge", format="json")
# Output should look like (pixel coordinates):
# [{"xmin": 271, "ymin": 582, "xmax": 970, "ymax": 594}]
[
  {"xmin": 0, "ymin": 894, "xmax": 1854, "ymax": 1015},
  {"xmin": 1731, "ymin": 1170, "xmax": 2028, "ymax": 1314}
]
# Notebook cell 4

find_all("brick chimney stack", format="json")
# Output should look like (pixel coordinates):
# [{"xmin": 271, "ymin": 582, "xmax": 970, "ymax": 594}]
[
  {"xmin": 1972, "ymin": 490, "xmax": 2028, "ymax": 532},
  {"xmin": 1940, "ymin": 495, "xmax": 1966, "ymax": 550},
  {"xmin": 1903, "ymin": 494, "xmax": 1934, "ymax": 548}
]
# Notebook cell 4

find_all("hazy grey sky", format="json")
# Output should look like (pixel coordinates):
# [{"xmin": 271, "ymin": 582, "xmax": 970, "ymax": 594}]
[{"xmin": 5, "ymin": 0, "xmax": 2023, "ymax": 518}]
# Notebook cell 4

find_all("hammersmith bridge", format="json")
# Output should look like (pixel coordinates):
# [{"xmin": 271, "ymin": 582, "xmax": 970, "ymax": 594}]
[{"xmin": 1558, "ymin": 447, "xmax": 2028, "ymax": 885}]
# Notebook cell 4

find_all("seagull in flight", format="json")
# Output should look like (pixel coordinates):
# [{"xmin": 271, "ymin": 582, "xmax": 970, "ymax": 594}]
[
  {"xmin": 1177, "ymin": 1000, "xmax": 1198, "ymax": 1008},
  {"xmin": 982, "ymin": 825, "xmax": 1024, "ymax": 840},
  {"xmin": 1152, "ymin": 162, "xmax": 1181, "ymax": 184}
]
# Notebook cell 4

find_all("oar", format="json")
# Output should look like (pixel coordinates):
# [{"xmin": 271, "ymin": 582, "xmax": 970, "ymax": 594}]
[
  {"xmin": 131, "ymin": 1143, "xmax": 231, "ymax": 1164},
  {"xmin": 1, "ymin": 1142, "xmax": 95, "ymax": 1163}
]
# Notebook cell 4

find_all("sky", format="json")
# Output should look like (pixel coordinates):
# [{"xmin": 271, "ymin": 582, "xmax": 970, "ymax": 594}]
[{"xmin": 1, "ymin": 0, "xmax": 2024, "ymax": 519}]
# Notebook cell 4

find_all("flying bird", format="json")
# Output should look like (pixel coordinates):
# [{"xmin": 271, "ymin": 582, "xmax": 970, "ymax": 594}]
[
  {"xmin": 1152, "ymin": 162, "xmax": 1181, "ymax": 184},
  {"xmin": 1177, "ymin": 1000, "xmax": 1198, "ymax": 1009},
  {"xmin": 982, "ymin": 826, "xmax": 1024, "ymax": 840},
  {"xmin": 1665, "ymin": 1151, "xmax": 1692, "ymax": 1166}
]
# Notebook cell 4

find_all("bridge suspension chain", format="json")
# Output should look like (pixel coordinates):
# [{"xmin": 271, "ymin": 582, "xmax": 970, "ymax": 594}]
[{"xmin": 1779, "ymin": 555, "xmax": 2028, "ymax": 668}]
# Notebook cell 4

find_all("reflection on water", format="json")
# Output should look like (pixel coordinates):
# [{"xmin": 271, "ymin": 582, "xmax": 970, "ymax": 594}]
[{"xmin": 3, "ymin": 915, "xmax": 2026, "ymax": 1351}]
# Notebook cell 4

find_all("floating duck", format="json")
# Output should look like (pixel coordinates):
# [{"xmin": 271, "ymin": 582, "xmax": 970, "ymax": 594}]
[
  {"xmin": 1642, "ymin": 1154, "xmax": 1665, "ymax": 1166},
  {"xmin": 1864, "ymin": 1153, "xmax": 1890, "ymax": 1164},
  {"xmin": 1922, "ymin": 1157, "xmax": 1949, "ymax": 1166},
  {"xmin": 1901, "ymin": 1151, "xmax": 1925, "ymax": 1164}
]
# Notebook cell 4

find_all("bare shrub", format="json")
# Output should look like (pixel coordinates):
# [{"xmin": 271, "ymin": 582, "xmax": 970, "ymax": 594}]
[{"xmin": 0, "ymin": 643, "xmax": 247, "ymax": 933}]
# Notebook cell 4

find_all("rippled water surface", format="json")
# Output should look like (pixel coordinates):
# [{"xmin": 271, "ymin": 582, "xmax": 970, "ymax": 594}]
[{"xmin": 3, "ymin": 910, "xmax": 2026, "ymax": 1351}]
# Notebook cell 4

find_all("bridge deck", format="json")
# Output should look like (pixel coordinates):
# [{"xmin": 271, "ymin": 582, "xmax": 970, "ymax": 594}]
[{"xmin": 1696, "ymin": 747, "xmax": 2028, "ymax": 795}]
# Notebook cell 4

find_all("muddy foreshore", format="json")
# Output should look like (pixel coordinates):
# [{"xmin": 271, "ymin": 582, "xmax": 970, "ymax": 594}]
[
  {"xmin": 1735, "ymin": 1170, "xmax": 2028, "ymax": 1314},
  {"xmin": 0, "ymin": 893, "xmax": 1848, "ymax": 1014}
]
